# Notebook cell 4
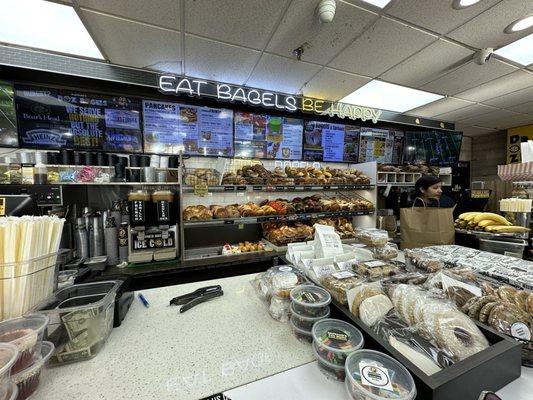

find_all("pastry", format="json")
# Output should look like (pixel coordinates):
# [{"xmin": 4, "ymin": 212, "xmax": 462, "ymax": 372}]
[
  {"xmin": 351, "ymin": 285, "xmax": 384, "ymax": 318},
  {"xmin": 527, "ymin": 293, "xmax": 533, "ymax": 314},
  {"xmin": 488, "ymin": 304, "xmax": 533, "ymax": 340},
  {"xmin": 269, "ymin": 296, "xmax": 290, "ymax": 322},
  {"xmin": 479, "ymin": 301, "xmax": 500, "ymax": 324},
  {"xmin": 359, "ymin": 294, "xmax": 394, "ymax": 327},
  {"xmin": 321, "ymin": 273, "xmax": 363, "ymax": 305},
  {"xmin": 271, "ymin": 272, "xmax": 299, "ymax": 298},
  {"xmin": 481, "ymin": 282, "xmax": 497, "ymax": 296},
  {"xmin": 497, "ymin": 286, "xmax": 518, "ymax": 304},
  {"xmin": 446, "ymin": 286, "xmax": 476, "ymax": 309},
  {"xmin": 468, "ymin": 296, "xmax": 499, "ymax": 320},
  {"xmin": 461, "ymin": 296, "xmax": 479, "ymax": 314},
  {"xmin": 514, "ymin": 290, "xmax": 529, "ymax": 312}
]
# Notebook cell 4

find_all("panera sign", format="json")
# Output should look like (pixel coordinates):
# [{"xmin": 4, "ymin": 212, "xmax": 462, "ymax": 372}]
[{"xmin": 158, "ymin": 75, "xmax": 382, "ymax": 123}]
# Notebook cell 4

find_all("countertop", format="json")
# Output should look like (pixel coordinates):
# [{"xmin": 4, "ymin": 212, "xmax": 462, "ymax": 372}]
[{"xmin": 33, "ymin": 273, "xmax": 314, "ymax": 400}]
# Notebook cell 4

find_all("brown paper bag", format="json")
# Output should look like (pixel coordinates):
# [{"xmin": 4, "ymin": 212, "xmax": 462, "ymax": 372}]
[{"xmin": 400, "ymin": 199, "xmax": 455, "ymax": 249}]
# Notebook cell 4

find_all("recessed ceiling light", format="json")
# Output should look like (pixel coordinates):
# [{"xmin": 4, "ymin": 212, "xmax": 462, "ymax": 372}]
[
  {"xmin": 339, "ymin": 80, "xmax": 443, "ymax": 113},
  {"xmin": 360, "ymin": 0, "xmax": 392, "ymax": 9},
  {"xmin": 494, "ymin": 33, "xmax": 533, "ymax": 66},
  {"xmin": 504, "ymin": 15, "xmax": 533, "ymax": 33},
  {"xmin": 0, "ymin": 0, "xmax": 103, "ymax": 59},
  {"xmin": 452, "ymin": 0, "xmax": 482, "ymax": 9}
]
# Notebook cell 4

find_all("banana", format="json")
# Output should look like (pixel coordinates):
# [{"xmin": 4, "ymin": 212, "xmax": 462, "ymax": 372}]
[
  {"xmin": 473, "ymin": 213, "xmax": 511, "ymax": 226},
  {"xmin": 463, "ymin": 212, "xmax": 482, "ymax": 222},
  {"xmin": 458, "ymin": 212, "xmax": 480, "ymax": 220},
  {"xmin": 486, "ymin": 225, "xmax": 530, "ymax": 233},
  {"xmin": 477, "ymin": 220, "xmax": 500, "ymax": 228}
]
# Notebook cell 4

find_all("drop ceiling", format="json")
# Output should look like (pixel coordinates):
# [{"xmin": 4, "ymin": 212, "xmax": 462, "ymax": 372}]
[{"xmin": 45, "ymin": 0, "xmax": 533, "ymax": 136}]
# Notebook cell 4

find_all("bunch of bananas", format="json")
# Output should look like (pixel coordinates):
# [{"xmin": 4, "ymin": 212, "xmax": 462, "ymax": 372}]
[{"xmin": 454, "ymin": 212, "xmax": 530, "ymax": 233}]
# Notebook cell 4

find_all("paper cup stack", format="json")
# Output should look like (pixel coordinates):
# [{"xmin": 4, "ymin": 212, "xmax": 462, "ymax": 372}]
[
  {"xmin": 289, "ymin": 285, "xmax": 331, "ymax": 343},
  {"xmin": 312, "ymin": 319, "xmax": 364, "ymax": 381},
  {"xmin": 0, "ymin": 315, "xmax": 54, "ymax": 400}
]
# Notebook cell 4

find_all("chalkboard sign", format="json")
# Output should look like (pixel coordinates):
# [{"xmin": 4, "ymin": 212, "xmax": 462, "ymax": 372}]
[
  {"xmin": 0, "ymin": 81, "xmax": 19, "ymax": 147},
  {"xmin": 15, "ymin": 85, "xmax": 142, "ymax": 152}
]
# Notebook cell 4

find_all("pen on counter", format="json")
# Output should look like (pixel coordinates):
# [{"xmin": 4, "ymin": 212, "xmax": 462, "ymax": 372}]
[{"xmin": 138, "ymin": 293, "xmax": 150, "ymax": 308}]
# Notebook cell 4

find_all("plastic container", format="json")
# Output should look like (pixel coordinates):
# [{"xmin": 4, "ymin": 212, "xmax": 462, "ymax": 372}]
[
  {"xmin": 312, "ymin": 341, "xmax": 346, "ymax": 381},
  {"xmin": 345, "ymin": 350, "xmax": 416, "ymax": 400},
  {"xmin": 5, "ymin": 382, "xmax": 19, "ymax": 400},
  {"xmin": 0, "ymin": 343, "xmax": 19, "ymax": 400},
  {"xmin": 57, "ymin": 270, "xmax": 77, "ymax": 290},
  {"xmin": 12, "ymin": 341, "xmax": 54, "ymax": 400},
  {"xmin": 31, "ymin": 280, "xmax": 121, "ymax": 365},
  {"xmin": 289, "ymin": 317, "xmax": 313, "ymax": 344},
  {"xmin": 312, "ymin": 319, "xmax": 364, "ymax": 366},
  {"xmin": 290, "ymin": 285, "xmax": 331, "ymax": 317},
  {"xmin": 0, "ymin": 315, "xmax": 49, "ymax": 374},
  {"xmin": 289, "ymin": 303, "xmax": 330, "ymax": 331}
]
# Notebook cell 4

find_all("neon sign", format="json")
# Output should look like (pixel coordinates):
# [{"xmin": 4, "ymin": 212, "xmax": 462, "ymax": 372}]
[{"xmin": 158, "ymin": 75, "xmax": 382, "ymax": 123}]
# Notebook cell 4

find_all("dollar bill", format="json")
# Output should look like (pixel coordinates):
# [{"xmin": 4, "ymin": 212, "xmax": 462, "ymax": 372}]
[
  {"xmin": 55, "ymin": 346, "xmax": 92, "ymax": 363},
  {"xmin": 61, "ymin": 308, "xmax": 96, "ymax": 341},
  {"xmin": 65, "ymin": 330, "xmax": 90, "ymax": 351}
]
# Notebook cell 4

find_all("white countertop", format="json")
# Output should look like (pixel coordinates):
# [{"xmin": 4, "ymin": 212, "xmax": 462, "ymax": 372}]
[{"xmin": 33, "ymin": 273, "xmax": 314, "ymax": 400}]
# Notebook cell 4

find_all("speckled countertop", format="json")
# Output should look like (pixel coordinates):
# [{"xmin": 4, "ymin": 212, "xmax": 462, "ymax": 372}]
[{"xmin": 32, "ymin": 273, "xmax": 314, "ymax": 400}]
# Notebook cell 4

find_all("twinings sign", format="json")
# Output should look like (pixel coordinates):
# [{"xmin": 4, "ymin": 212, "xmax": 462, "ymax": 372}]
[{"xmin": 158, "ymin": 75, "xmax": 382, "ymax": 123}]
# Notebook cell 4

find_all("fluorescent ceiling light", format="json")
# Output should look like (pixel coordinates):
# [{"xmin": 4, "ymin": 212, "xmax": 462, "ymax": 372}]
[
  {"xmin": 452, "ymin": 0, "xmax": 481, "ymax": 9},
  {"xmin": 505, "ymin": 15, "xmax": 533, "ymax": 33},
  {"xmin": 494, "ymin": 33, "xmax": 533, "ymax": 66},
  {"xmin": 0, "ymin": 0, "xmax": 103, "ymax": 59},
  {"xmin": 360, "ymin": 0, "xmax": 392, "ymax": 9},
  {"xmin": 339, "ymin": 80, "xmax": 443, "ymax": 113}
]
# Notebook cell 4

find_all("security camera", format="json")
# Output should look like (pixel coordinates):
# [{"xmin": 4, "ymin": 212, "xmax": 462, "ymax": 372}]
[
  {"xmin": 473, "ymin": 48, "xmax": 493, "ymax": 65},
  {"xmin": 317, "ymin": 0, "xmax": 336, "ymax": 23}
]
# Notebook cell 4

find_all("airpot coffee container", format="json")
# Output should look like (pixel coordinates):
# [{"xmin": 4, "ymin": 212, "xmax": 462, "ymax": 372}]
[
  {"xmin": 152, "ymin": 190, "xmax": 174, "ymax": 227},
  {"xmin": 127, "ymin": 190, "xmax": 151, "ymax": 228}
]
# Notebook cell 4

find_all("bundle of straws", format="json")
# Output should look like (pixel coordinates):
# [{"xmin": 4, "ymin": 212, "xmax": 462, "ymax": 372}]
[{"xmin": 0, "ymin": 216, "xmax": 64, "ymax": 320}]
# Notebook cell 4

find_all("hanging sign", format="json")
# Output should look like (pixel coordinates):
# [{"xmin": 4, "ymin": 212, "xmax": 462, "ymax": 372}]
[{"xmin": 158, "ymin": 75, "xmax": 382, "ymax": 124}]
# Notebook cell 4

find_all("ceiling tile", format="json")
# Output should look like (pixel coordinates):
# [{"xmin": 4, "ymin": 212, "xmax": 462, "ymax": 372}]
[
  {"xmin": 456, "ymin": 108, "xmax": 520, "ymax": 127},
  {"xmin": 301, "ymin": 68, "xmax": 371, "ymax": 100},
  {"xmin": 455, "ymin": 70, "xmax": 533, "ymax": 102},
  {"xmin": 420, "ymin": 59, "xmax": 517, "ymax": 95},
  {"xmin": 435, "ymin": 104, "xmax": 496, "ymax": 122},
  {"xmin": 484, "ymin": 86, "xmax": 533, "ymax": 109},
  {"xmin": 185, "ymin": 0, "xmax": 287, "ymax": 50},
  {"xmin": 447, "ymin": 0, "xmax": 533, "ymax": 49},
  {"xmin": 184, "ymin": 35, "xmax": 260, "ymax": 85},
  {"xmin": 247, "ymin": 53, "xmax": 322, "ymax": 94},
  {"xmin": 267, "ymin": 0, "xmax": 377, "ymax": 64},
  {"xmin": 483, "ymin": 114, "xmax": 533, "ymax": 130},
  {"xmin": 506, "ymin": 101, "xmax": 533, "ymax": 115},
  {"xmin": 460, "ymin": 126, "xmax": 499, "ymax": 137},
  {"xmin": 78, "ymin": 0, "xmax": 179, "ymax": 29},
  {"xmin": 81, "ymin": 10, "xmax": 181, "ymax": 68},
  {"xmin": 406, "ymin": 97, "xmax": 474, "ymax": 118},
  {"xmin": 385, "ymin": 0, "xmax": 499, "ymax": 35},
  {"xmin": 328, "ymin": 17, "xmax": 436, "ymax": 77},
  {"xmin": 380, "ymin": 39, "xmax": 473, "ymax": 87}
]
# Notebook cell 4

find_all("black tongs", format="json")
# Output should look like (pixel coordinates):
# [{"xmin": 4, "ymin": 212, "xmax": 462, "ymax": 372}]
[{"xmin": 169, "ymin": 285, "xmax": 223, "ymax": 313}]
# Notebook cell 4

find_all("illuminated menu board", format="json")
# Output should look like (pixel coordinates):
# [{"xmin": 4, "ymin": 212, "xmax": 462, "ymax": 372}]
[
  {"xmin": 303, "ymin": 121, "xmax": 359, "ymax": 162},
  {"xmin": 234, "ymin": 112, "xmax": 303, "ymax": 160},
  {"xmin": 15, "ymin": 85, "xmax": 142, "ymax": 152},
  {"xmin": 358, "ymin": 127, "xmax": 403, "ymax": 164},
  {"xmin": 143, "ymin": 100, "xmax": 233, "ymax": 156}
]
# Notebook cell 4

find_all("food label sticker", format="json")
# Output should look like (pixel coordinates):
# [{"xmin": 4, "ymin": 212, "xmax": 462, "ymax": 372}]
[
  {"xmin": 332, "ymin": 271, "xmax": 355, "ymax": 279},
  {"xmin": 278, "ymin": 266, "xmax": 293, "ymax": 272},
  {"xmin": 299, "ymin": 291, "xmax": 321, "ymax": 303},
  {"xmin": 359, "ymin": 361, "xmax": 394, "ymax": 392},
  {"xmin": 302, "ymin": 258, "xmax": 314, "ymax": 270},
  {"xmin": 326, "ymin": 328, "xmax": 349, "ymax": 343},
  {"xmin": 312, "ymin": 264, "xmax": 336, "ymax": 280},
  {"xmin": 352, "ymin": 244, "xmax": 366, "ymax": 248},
  {"xmin": 364, "ymin": 260, "xmax": 386, "ymax": 268},
  {"xmin": 336, "ymin": 260, "xmax": 357, "ymax": 271},
  {"xmin": 510, "ymin": 322, "xmax": 531, "ymax": 341}
]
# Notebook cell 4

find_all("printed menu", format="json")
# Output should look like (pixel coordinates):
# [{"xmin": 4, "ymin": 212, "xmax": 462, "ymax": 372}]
[
  {"xmin": 143, "ymin": 100, "xmax": 233, "ymax": 156},
  {"xmin": 15, "ymin": 85, "xmax": 142, "ymax": 152},
  {"xmin": 303, "ymin": 121, "xmax": 359, "ymax": 162},
  {"xmin": 234, "ymin": 112, "xmax": 303, "ymax": 159},
  {"xmin": 358, "ymin": 127, "xmax": 398, "ymax": 164}
]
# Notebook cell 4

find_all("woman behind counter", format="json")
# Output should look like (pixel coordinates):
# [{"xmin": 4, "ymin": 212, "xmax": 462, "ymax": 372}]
[{"xmin": 411, "ymin": 175, "xmax": 455, "ymax": 208}]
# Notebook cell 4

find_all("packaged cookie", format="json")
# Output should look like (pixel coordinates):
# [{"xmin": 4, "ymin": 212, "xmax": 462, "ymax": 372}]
[
  {"xmin": 359, "ymin": 294, "xmax": 394, "ymax": 327},
  {"xmin": 404, "ymin": 249, "xmax": 444, "ymax": 273},
  {"xmin": 355, "ymin": 260, "xmax": 399, "ymax": 280},
  {"xmin": 369, "ymin": 243, "xmax": 399, "ymax": 261},
  {"xmin": 252, "ymin": 265, "xmax": 306, "ymax": 303},
  {"xmin": 321, "ymin": 272, "xmax": 363, "ymax": 305},
  {"xmin": 268, "ymin": 296, "xmax": 291, "ymax": 322},
  {"xmin": 349, "ymin": 283, "xmax": 385, "ymax": 318},
  {"xmin": 488, "ymin": 304, "xmax": 533, "ymax": 342},
  {"xmin": 356, "ymin": 229, "xmax": 388, "ymax": 247}
]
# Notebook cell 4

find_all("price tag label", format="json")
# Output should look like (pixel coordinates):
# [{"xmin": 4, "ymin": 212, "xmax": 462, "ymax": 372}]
[
  {"xmin": 194, "ymin": 183, "xmax": 209, "ymax": 196},
  {"xmin": 471, "ymin": 189, "xmax": 491, "ymax": 199}
]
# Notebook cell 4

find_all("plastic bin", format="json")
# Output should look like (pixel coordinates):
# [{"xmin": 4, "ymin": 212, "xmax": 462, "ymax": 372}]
[
  {"xmin": 345, "ymin": 349, "xmax": 416, "ymax": 400},
  {"xmin": 289, "ymin": 303, "xmax": 330, "ymax": 331},
  {"xmin": 12, "ymin": 341, "xmax": 54, "ymax": 400},
  {"xmin": 0, "ymin": 315, "xmax": 49, "ymax": 374},
  {"xmin": 479, "ymin": 238, "xmax": 527, "ymax": 257},
  {"xmin": 289, "ymin": 317, "xmax": 313, "ymax": 344},
  {"xmin": 57, "ymin": 270, "xmax": 77, "ymax": 290},
  {"xmin": 31, "ymin": 280, "xmax": 121, "ymax": 365},
  {"xmin": 312, "ymin": 319, "xmax": 364, "ymax": 366},
  {"xmin": 0, "ymin": 253, "xmax": 61, "ymax": 320},
  {"xmin": 0, "ymin": 343, "xmax": 19, "ymax": 400},
  {"xmin": 312, "ymin": 343, "xmax": 346, "ymax": 381},
  {"xmin": 290, "ymin": 285, "xmax": 331, "ymax": 317}
]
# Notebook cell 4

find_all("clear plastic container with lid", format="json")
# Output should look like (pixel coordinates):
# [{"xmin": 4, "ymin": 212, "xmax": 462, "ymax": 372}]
[
  {"xmin": 12, "ymin": 341, "xmax": 54, "ymax": 400},
  {"xmin": 290, "ymin": 285, "xmax": 331, "ymax": 317},
  {"xmin": 289, "ymin": 317, "xmax": 313, "ymax": 344},
  {"xmin": 0, "ymin": 343, "xmax": 19, "ymax": 400},
  {"xmin": 345, "ymin": 349, "xmax": 416, "ymax": 400},
  {"xmin": 289, "ymin": 303, "xmax": 330, "ymax": 331},
  {"xmin": 312, "ymin": 318, "xmax": 364, "ymax": 366},
  {"xmin": 312, "ymin": 341, "xmax": 346, "ymax": 381}
]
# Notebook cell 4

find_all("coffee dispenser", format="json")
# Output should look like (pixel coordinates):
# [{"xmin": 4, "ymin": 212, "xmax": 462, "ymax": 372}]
[{"xmin": 151, "ymin": 190, "xmax": 177, "ymax": 261}]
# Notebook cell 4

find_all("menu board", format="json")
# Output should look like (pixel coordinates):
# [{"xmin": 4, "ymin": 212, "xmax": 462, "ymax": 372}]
[
  {"xmin": 358, "ymin": 128, "xmax": 398, "ymax": 164},
  {"xmin": 0, "ymin": 81, "xmax": 18, "ymax": 147},
  {"xmin": 15, "ymin": 85, "xmax": 142, "ymax": 152},
  {"xmin": 404, "ymin": 130, "xmax": 462, "ymax": 165},
  {"xmin": 390, "ymin": 129, "xmax": 404, "ymax": 165},
  {"xmin": 234, "ymin": 112, "xmax": 303, "ymax": 159},
  {"xmin": 303, "ymin": 121, "xmax": 359, "ymax": 162},
  {"xmin": 143, "ymin": 100, "xmax": 233, "ymax": 156}
]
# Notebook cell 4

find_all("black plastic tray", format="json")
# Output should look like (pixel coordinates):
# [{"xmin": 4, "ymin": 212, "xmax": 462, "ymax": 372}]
[{"xmin": 330, "ymin": 298, "xmax": 522, "ymax": 400}]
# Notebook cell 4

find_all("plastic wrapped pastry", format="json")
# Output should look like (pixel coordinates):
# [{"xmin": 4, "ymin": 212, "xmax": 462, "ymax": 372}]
[
  {"xmin": 355, "ymin": 260, "xmax": 399, "ymax": 280},
  {"xmin": 321, "ymin": 272, "xmax": 363, "ymax": 305},
  {"xmin": 369, "ymin": 243, "xmax": 399, "ymax": 261},
  {"xmin": 359, "ymin": 294, "xmax": 393, "ymax": 327},
  {"xmin": 251, "ymin": 265, "xmax": 306, "ymax": 304},
  {"xmin": 349, "ymin": 282, "xmax": 385, "ymax": 318},
  {"xmin": 356, "ymin": 229, "xmax": 389, "ymax": 247}
]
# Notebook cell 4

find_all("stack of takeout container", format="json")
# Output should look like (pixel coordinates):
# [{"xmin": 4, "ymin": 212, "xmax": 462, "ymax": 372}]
[
  {"xmin": 289, "ymin": 285, "xmax": 331, "ymax": 343},
  {"xmin": 0, "ymin": 314, "xmax": 54, "ymax": 400},
  {"xmin": 311, "ymin": 318, "xmax": 364, "ymax": 381}
]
